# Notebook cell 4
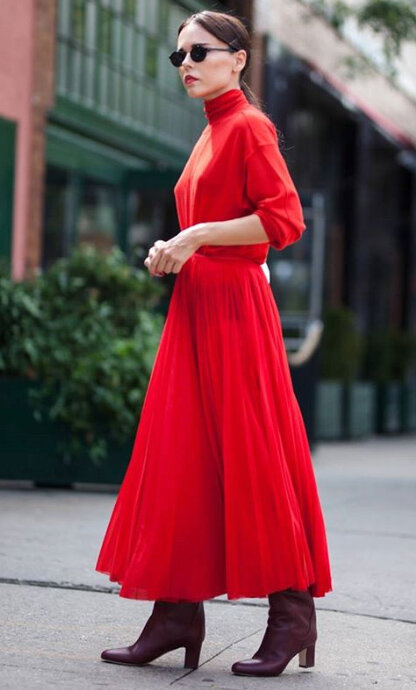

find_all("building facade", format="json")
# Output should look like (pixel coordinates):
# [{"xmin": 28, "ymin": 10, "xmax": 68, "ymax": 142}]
[
  {"xmin": 1, "ymin": 0, "xmax": 415, "ymax": 341},
  {"xmin": 253, "ymin": 0, "xmax": 416, "ymax": 336},
  {"xmin": 1, "ymin": 0, "xmax": 249, "ymax": 279}
]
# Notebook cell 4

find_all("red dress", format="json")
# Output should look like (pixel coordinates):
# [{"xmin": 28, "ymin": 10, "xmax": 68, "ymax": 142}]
[{"xmin": 95, "ymin": 88, "xmax": 333, "ymax": 601}]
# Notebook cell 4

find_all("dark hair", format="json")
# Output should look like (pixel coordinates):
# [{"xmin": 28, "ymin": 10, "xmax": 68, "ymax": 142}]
[{"xmin": 177, "ymin": 9, "xmax": 264, "ymax": 110}]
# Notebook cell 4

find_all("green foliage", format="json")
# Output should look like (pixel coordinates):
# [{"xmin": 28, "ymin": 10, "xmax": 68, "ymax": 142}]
[
  {"xmin": 320, "ymin": 306, "xmax": 416, "ymax": 383},
  {"xmin": 0, "ymin": 245, "xmax": 166, "ymax": 463},
  {"xmin": 305, "ymin": 0, "xmax": 416, "ymax": 76},
  {"xmin": 0, "ymin": 274, "xmax": 42, "ymax": 377},
  {"xmin": 308, "ymin": 0, "xmax": 353, "ymax": 30},
  {"xmin": 321, "ymin": 306, "xmax": 364, "ymax": 381},
  {"xmin": 362, "ymin": 328, "xmax": 416, "ymax": 382},
  {"xmin": 357, "ymin": 1, "xmax": 416, "ymax": 60}
]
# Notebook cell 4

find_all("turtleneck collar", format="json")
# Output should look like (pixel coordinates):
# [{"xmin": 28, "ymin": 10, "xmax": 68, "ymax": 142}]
[{"xmin": 203, "ymin": 88, "xmax": 249, "ymax": 124}]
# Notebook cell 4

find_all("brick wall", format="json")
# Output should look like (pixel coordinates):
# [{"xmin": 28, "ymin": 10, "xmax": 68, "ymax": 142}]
[{"xmin": 24, "ymin": 0, "xmax": 56, "ymax": 278}]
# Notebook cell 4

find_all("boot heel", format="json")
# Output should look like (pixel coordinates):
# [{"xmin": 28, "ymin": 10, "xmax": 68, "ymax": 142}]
[
  {"xmin": 184, "ymin": 639, "xmax": 203, "ymax": 669},
  {"xmin": 299, "ymin": 644, "xmax": 315, "ymax": 668}
]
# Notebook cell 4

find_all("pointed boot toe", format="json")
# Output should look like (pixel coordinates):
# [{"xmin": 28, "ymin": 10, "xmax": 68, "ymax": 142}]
[
  {"xmin": 101, "ymin": 646, "xmax": 136, "ymax": 665},
  {"xmin": 231, "ymin": 658, "xmax": 264, "ymax": 675},
  {"xmin": 231, "ymin": 654, "xmax": 290, "ymax": 677}
]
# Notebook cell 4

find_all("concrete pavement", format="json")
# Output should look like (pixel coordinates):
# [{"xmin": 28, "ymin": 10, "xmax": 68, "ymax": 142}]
[{"xmin": 1, "ymin": 436, "xmax": 416, "ymax": 689}]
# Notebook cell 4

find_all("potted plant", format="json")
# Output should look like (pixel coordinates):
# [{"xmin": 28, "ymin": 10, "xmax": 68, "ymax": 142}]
[
  {"xmin": 315, "ymin": 306, "xmax": 376, "ymax": 439},
  {"xmin": 362, "ymin": 329, "xmax": 416, "ymax": 433}
]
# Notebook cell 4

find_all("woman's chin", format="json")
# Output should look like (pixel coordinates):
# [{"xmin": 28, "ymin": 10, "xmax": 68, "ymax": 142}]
[{"xmin": 185, "ymin": 85, "xmax": 204, "ymax": 98}]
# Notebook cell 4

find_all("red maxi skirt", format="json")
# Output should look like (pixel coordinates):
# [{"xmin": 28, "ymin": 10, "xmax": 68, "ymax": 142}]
[{"xmin": 95, "ymin": 251, "xmax": 333, "ymax": 601}]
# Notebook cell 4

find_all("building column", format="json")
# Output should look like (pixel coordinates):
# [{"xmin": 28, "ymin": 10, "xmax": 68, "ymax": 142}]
[
  {"xmin": 349, "ymin": 117, "xmax": 375, "ymax": 332},
  {"xmin": 12, "ymin": 0, "xmax": 56, "ymax": 280},
  {"xmin": 407, "ymin": 173, "xmax": 416, "ymax": 333}
]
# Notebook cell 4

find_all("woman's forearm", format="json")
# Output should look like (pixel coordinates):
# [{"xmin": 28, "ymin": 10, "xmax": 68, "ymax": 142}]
[
  {"xmin": 187, "ymin": 214, "xmax": 269, "ymax": 248},
  {"xmin": 146, "ymin": 215, "xmax": 270, "ymax": 276}
]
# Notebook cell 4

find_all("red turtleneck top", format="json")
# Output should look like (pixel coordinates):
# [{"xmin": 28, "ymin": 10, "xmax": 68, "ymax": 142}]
[{"xmin": 173, "ymin": 88, "xmax": 306, "ymax": 264}]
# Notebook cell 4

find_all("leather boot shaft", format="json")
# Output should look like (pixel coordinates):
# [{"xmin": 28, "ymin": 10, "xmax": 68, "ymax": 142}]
[{"xmin": 232, "ymin": 588, "xmax": 317, "ymax": 676}]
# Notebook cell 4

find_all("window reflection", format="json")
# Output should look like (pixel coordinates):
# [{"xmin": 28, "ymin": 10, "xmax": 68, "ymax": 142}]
[
  {"xmin": 77, "ymin": 180, "xmax": 117, "ymax": 251},
  {"xmin": 268, "ymin": 192, "xmax": 325, "ymax": 320},
  {"xmin": 126, "ymin": 187, "xmax": 177, "ymax": 267},
  {"xmin": 43, "ymin": 167, "xmax": 71, "ymax": 270}
]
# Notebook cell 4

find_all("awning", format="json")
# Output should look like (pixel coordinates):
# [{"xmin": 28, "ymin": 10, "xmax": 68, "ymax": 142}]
[
  {"xmin": 254, "ymin": 0, "xmax": 416, "ymax": 151},
  {"xmin": 309, "ymin": 64, "xmax": 415, "ymax": 149}
]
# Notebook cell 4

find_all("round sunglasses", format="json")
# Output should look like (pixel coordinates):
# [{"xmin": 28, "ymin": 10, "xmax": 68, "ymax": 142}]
[{"xmin": 169, "ymin": 43, "xmax": 238, "ymax": 67}]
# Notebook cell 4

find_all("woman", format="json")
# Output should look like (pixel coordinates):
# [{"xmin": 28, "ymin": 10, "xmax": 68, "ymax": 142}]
[{"xmin": 95, "ymin": 9, "xmax": 332, "ymax": 678}]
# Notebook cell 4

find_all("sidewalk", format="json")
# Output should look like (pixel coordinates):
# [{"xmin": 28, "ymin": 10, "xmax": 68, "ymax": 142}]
[{"xmin": 1, "ymin": 436, "xmax": 415, "ymax": 689}]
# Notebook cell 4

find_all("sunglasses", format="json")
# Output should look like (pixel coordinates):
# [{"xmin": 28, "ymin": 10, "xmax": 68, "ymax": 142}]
[{"xmin": 169, "ymin": 43, "xmax": 238, "ymax": 67}]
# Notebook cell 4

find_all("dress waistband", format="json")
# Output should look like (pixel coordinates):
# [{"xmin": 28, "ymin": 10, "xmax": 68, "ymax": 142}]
[
  {"xmin": 193, "ymin": 251, "xmax": 263, "ymax": 266},
  {"xmin": 191, "ymin": 252, "xmax": 270, "ymax": 283}
]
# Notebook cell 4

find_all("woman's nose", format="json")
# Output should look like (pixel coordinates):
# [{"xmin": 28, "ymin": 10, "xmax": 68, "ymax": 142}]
[{"xmin": 181, "ymin": 51, "xmax": 194, "ymax": 67}]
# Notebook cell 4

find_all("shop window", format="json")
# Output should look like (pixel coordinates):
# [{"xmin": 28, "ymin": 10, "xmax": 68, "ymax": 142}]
[
  {"xmin": 123, "ymin": 0, "xmax": 135, "ymax": 21},
  {"xmin": 42, "ymin": 167, "xmax": 72, "ymax": 270},
  {"xmin": 126, "ymin": 187, "xmax": 178, "ymax": 266},
  {"xmin": 42, "ymin": 168, "xmax": 119, "ymax": 269},
  {"xmin": 98, "ymin": 6, "xmax": 112, "ymax": 55},
  {"xmin": 145, "ymin": 35, "xmax": 158, "ymax": 79},
  {"xmin": 71, "ymin": 0, "xmax": 86, "ymax": 43},
  {"xmin": 55, "ymin": 0, "xmax": 205, "ymax": 145},
  {"xmin": 77, "ymin": 180, "xmax": 118, "ymax": 251}
]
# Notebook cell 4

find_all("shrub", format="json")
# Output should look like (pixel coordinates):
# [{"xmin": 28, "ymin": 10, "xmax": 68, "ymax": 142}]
[
  {"xmin": 362, "ymin": 329, "xmax": 416, "ymax": 382},
  {"xmin": 320, "ymin": 306, "xmax": 364, "ymax": 382},
  {"xmin": 0, "ymin": 245, "xmax": 166, "ymax": 463}
]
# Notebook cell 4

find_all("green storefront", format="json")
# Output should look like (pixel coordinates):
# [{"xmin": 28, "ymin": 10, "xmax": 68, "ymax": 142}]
[
  {"xmin": 0, "ymin": 116, "xmax": 16, "ymax": 266},
  {"xmin": 43, "ymin": 0, "xmax": 213, "ymax": 269}
]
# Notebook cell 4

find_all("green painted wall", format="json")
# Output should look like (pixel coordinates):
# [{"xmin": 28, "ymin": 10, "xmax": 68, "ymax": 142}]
[
  {"xmin": 0, "ymin": 116, "xmax": 16, "ymax": 268},
  {"xmin": 52, "ymin": 0, "xmax": 211, "ymax": 160}
]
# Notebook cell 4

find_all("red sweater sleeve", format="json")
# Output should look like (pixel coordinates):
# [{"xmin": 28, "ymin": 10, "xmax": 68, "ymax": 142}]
[{"xmin": 244, "ymin": 139, "xmax": 306, "ymax": 251}]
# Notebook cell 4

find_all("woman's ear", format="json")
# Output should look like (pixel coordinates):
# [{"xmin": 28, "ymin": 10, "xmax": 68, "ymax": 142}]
[{"xmin": 234, "ymin": 49, "xmax": 247, "ymax": 74}]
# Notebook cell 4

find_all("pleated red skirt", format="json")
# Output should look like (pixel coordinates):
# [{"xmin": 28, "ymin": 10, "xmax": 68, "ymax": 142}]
[{"xmin": 95, "ymin": 251, "xmax": 332, "ymax": 601}]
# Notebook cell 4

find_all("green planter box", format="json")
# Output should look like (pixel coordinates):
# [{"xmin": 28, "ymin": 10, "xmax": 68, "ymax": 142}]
[
  {"xmin": 315, "ymin": 380, "xmax": 377, "ymax": 440},
  {"xmin": 0, "ymin": 377, "xmax": 132, "ymax": 485},
  {"xmin": 376, "ymin": 381, "xmax": 402, "ymax": 434},
  {"xmin": 343, "ymin": 382, "xmax": 377, "ymax": 439},
  {"xmin": 375, "ymin": 380, "xmax": 416, "ymax": 434},
  {"xmin": 400, "ymin": 379, "xmax": 416, "ymax": 432},
  {"xmin": 315, "ymin": 381, "xmax": 344, "ymax": 440}
]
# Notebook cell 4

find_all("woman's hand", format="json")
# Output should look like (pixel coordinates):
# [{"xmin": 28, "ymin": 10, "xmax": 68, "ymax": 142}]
[
  {"xmin": 143, "ymin": 224, "xmax": 207, "ymax": 277},
  {"xmin": 143, "ymin": 240, "xmax": 169, "ymax": 277}
]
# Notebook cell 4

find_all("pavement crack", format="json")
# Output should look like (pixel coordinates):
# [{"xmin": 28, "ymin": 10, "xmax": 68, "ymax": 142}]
[
  {"xmin": 1, "ymin": 577, "xmax": 415, "ymax": 626},
  {"xmin": 0, "ymin": 577, "xmax": 120, "ymax": 595}
]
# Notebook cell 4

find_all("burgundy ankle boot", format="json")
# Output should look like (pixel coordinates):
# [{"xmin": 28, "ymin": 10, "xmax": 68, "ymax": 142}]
[
  {"xmin": 101, "ymin": 600, "xmax": 205, "ymax": 669},
  {"xmin": 231, "ymin": 588, "xmax": 317, "ymax": 676}
]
